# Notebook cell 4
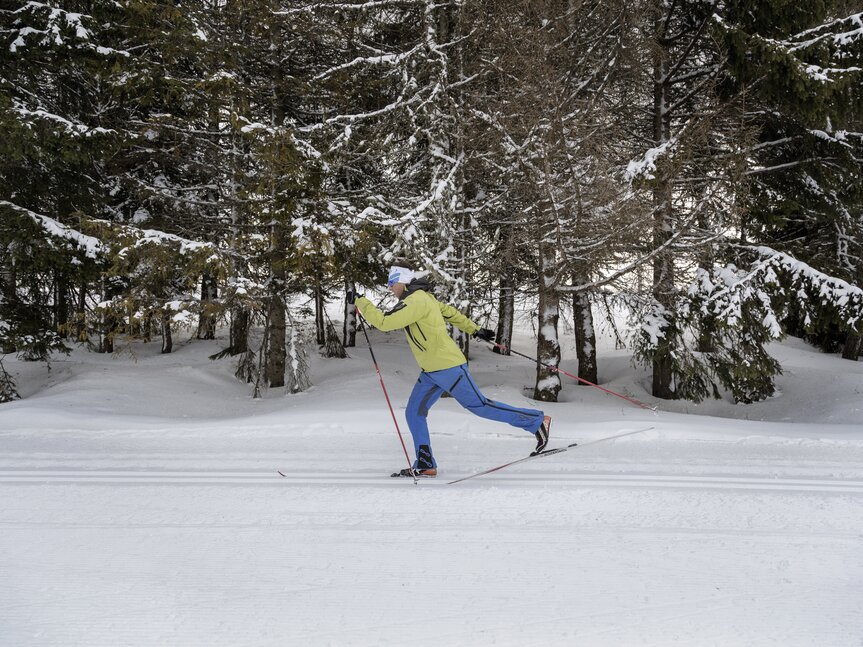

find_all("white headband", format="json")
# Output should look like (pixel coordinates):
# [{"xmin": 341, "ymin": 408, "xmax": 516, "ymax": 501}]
[{"xmin": 387, "ymin": 266, "xmax": 416, "ymax": 287}]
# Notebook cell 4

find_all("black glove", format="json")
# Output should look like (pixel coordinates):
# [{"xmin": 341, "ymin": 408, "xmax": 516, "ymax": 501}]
[
  {"xmin": 472, "ymin": 327, "xmax": 495, "ymax": 342},
  {"xmin": 346, "ymin": 290, "xmax": 363, "ymax": 305}
]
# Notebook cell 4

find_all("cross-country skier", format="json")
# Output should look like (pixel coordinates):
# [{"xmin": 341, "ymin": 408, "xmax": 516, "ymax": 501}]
[{"xmin": 348, "ymin": 265, "xmax": 551, "ymax": 478}]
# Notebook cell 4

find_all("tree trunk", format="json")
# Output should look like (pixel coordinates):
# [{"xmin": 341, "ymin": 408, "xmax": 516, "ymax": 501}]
[
  {"xmin": 197, "ymin": 272, "xmax": 218, "ymax": 340},
  {"xmin": 142, "ymin": 312, "xmax": 154, "ymax": 343},
  {"xmin": 697, "ymin": 314, "xmax": 716, "ymax": 353},
  {"xmin": 97, "ymin": 276, "xmax": 115, "ymax": 354},
  {"xmin": 1, "ymin": 256, "xmax": 17, "ymax": 353},
  {"xmin": 265, "ymin": 221, "xmax": 287, "ymax": 388},
  {"xmin": 494, "ymin": 222, "xmax": 517, "ymax": 356},
  {"xmin": 697, "ymin": 230, "xmax": 716, "ymax": 353},
  {"xmin": 343, "ymin": 279, "xmax": 357, "ymax": 348},
  {"xmin": 54, "ymin": 268, "xmax": 69, "ymax": 339},
  {"xmin": 534, "ymin": 243, "xmax": 561, "ymax": 402},
  {"xmin": 285, "ymin": 315, "xmax": 311, "ymax": 394},
  {"xmin": 76, "ymin": 282, "xmax": 87, "ymax": 343},
  {"xmin": 573, "ymin": 288, "xmax": 598, "ymax": 385},
  {"xmin": 161, "ymin": 311, "xmax": 173, "ymax": 354},
  {"xmin": 452, "ymin": 310, "xmax": 470, "ymax": 361},
  {"xmin": 494, "ymin": 273, "xmax": 514, "ymax": 356},
  {"xmin": 314, "ymin": 274, "xmax": 325, "ymax": 347},
  {"xmin": 230, "ymin": 307, "xmax": 250, "ymax": 355},
  {"xmin": 227, "ymin": 68, "xmax": 250, "ymax": 358},
  {"xmin": 651, "ymin": 214, "xmax": 676, "ymax": 399},
  {"xmin": 842, "ymin": 331, "xmax": 861, "ymax": 361},
  {"xmin": 265, "ymin": 294, "xmax": 286, "ymax": 388},
  {"xmin": 650, "ymin": 26, "xmax": 677, "ymax": 400},
  {"xmin": 99, "ymin": 330, "xmax": 113, "ymax": 354}
]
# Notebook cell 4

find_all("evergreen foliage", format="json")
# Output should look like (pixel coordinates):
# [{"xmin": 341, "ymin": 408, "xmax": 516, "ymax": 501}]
[
  {"xmin": 1, "ymin": 1, "xmax": 861, "ymax": 403},
  {"xmin": 0, "ymin": 357, "xmax": 19, "ymax": 403},
  {"xmin": 719, "ymin": 3, "xmax": 863, "ymax": 356}
]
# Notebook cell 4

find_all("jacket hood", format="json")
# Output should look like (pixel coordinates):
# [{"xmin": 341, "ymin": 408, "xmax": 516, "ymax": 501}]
[{"xmin": 402, "ymin": 276, "xmax": 433, "ymax": 299}]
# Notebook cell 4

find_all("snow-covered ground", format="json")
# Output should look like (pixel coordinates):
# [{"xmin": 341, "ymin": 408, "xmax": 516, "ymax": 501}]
[{"xmin": 2, "ymin": 326, "xmax": 862, "ymax": 646}]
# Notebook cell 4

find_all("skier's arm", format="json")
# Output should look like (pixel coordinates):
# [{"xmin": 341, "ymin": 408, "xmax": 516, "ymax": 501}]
[
  {"xmin": 437, "ymin": 301, "xmax": 480, "ymax": 335},
  {"xmin": 355, "ymin": 295, "xmax": 424, "ymax": 331}
]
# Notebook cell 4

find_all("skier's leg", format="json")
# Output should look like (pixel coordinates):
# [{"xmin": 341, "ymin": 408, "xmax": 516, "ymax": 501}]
[
  {"xmin": 443, "ymin": 364, "xmax": 544, "ymax": 433},
  {"xmin": 405, "ymin": 372, "xmax": 444, "ymax": 468}
]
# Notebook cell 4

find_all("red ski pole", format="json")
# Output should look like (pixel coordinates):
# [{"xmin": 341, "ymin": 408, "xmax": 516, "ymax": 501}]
[
  {"xmin": 492, "ymin": 341, "xmax": 658, "ymax": 412},
  {"xmin": 355, "ymin": 307, "xmax": 417, "ymax": 482}
]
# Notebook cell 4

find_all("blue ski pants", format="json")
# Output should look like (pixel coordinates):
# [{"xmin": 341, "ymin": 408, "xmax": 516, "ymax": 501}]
[{"xmin": 405, "ymin": 363, "xmax": 544, "ymax": 468}]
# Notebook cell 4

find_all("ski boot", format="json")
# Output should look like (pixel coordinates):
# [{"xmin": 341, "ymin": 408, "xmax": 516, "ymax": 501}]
[{"xmin": 531, "ymin": 415, "xmax": 552, "ymax": 455}]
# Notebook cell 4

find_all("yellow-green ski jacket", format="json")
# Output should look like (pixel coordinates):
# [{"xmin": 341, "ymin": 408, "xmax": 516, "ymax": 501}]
[{"xmin": 355, "ymin": 280, "xmax": 480, "ymax": 372}]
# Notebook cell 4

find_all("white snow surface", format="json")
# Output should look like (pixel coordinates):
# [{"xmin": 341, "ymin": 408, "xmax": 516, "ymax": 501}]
[{"xmin": 2, "ymin": 328, "xmax": 863, "ymax": 646}]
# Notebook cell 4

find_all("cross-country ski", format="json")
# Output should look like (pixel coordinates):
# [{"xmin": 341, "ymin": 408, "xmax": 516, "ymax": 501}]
[{"xmin": 447, "ymin": 427, "xmax": 654, "ymax": 484}]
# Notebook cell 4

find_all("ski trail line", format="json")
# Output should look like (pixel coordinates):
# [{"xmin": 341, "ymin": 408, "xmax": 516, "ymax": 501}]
[{"xmin": 2, "ymin": 469, "xmax": 863, "ymax": 492}]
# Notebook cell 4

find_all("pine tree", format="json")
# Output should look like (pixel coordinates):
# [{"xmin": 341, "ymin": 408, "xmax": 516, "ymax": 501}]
[
  {"xmin": 0, "ymin": 203, "xmax": 103, "ymax": 362},
  {"xmin": 0, "ymin": 2, "xmax": 126, "ymax": 354},
  {"xmin": 0, "ymin": 357, "xmax": 19, "ymax": 403},
  {"xmin": 293, "ymin": 0, "xmax": 476, "ymax": 334},
  {"xmin": 621, "ymin": 1, "xmax": 863, "ymax": 401},
  {"xmin": 463, "ymin": 0, "xmax": 641, "ymax": 401},
  {"xmin": 720, "ymin": 4, "xmax": 863, "ymax": 359},
  {"xmin": 622, "ymin": 0, "xmax": 752, "ymax": 400}
]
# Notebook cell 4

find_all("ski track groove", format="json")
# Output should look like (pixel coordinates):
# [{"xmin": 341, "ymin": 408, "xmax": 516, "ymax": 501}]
[
  {"xmin": 0, "ymin": 521, "xmax": 858, "ymax": 541},
  {"xmin": 2, "ymin": 469, "xmax": 863, "ymax": 493}
]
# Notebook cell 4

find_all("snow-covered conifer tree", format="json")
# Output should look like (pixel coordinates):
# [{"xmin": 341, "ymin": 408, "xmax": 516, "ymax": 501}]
[{"xmin": 463, "ymin": 0, "xmax": 640, "ymax": 400}]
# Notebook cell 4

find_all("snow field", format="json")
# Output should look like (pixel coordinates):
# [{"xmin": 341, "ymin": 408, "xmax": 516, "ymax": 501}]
[{"xmin": 1, "ymin": 331, "xmax": 862, "ymax": 645}]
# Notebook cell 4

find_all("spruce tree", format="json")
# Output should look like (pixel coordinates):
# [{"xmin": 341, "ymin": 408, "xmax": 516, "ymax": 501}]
[
  {"xmin": 1, "ymin": 2, "xmax": 125, "ymax": 353},
  {"xmin": 720, "ymin": 4, "xmax": 863, "ymax": 358}
]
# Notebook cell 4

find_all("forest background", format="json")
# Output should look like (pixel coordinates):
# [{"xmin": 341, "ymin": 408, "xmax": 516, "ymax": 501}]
[{"xmin": 2, "ymin": 0, "xmax": 862, "ymax": 406}]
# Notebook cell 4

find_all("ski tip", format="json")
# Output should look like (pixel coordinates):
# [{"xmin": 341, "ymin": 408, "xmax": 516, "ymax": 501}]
[{"xmin": 277, "ymin": 470, "xmax": 287, "ymax": 477}]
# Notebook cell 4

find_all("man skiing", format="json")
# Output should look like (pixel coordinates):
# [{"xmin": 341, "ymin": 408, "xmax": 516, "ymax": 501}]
[{"xmin": 349, "ymin": 265, "xmax": 551, "ymax": 478}]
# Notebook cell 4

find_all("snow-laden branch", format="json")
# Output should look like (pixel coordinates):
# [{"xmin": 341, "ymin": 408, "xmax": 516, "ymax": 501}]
[
  {"xmin": 238, "ymin": 121, "xmax": 323, "ymax": 159},
  {"xmin": 713, "ymin": 12, "xmax": 863, "ymax": 82},
  {"xmin": 624, "ymin": 106, "xmax": 711, "ymax": 182},
  {"xmin": 12, "ymin": 103, "xmax": 115, "ymax": 137},
  {"xmin": 82, "ymin": 219, "xmax": 221, "ymax": 263},
  {"xmin": 786, "ymin": 12, "xmax": 863, "ymax": 53},
  {"xmin": 9, "ymin": 3, "xmax": 130, "ymax": 57},
  {"xmin": 10, "ymin": 3, "xmax": 91, "ymax": 50},
  {"xmin": 399, "ymin": 153, "xmax": 464, "ymax": 240},
  {"xmin": 743, "ymin": 158, "xmax": 835, "ymax": 176},
  {"xmin": 709, "ymin": 244, "xmax": 863, "ymax": 329},
  {"xmin": 1, "ymin": 200, "xmax": 103, "ymax": 259},
  {"xmin": 808, "ymin": 128, "xmax": 856, "ymax": 148},
  {"xmin": 625, "ymin": 139, "xmax": 676, "ymax": 182},
  {"xmin": 274, "ymin": 1, "xmax": 421, "ymax": 16},
  {"xmin": 298, "ymin": 89, "xmax": 422, "ymax": 132},
  {"xmin": 313, "ymin": 45, "xmax": 423, "ymax": 81},
  {"xmin": 133, "ymin": 229, "xmax": 216, "ymax": 257},
  {"xmin": 560, "ymin": 191, "xmax": 719, "ymax": 294},
  {"xmin": 802, "ymin": 63, "xmax": 862, "ymax": 83}
]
